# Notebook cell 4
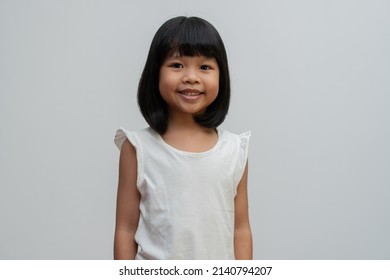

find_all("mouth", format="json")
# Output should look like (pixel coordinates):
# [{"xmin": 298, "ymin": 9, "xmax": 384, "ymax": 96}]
[{"xmin": 178, "ymin": 89, "xmax": 203, "ymax": 96}]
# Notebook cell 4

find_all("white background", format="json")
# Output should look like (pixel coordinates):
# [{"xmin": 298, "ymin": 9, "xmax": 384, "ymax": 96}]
[{"xmin": 1, "ymin": 0, "xmax": 389, "ymax": 259}]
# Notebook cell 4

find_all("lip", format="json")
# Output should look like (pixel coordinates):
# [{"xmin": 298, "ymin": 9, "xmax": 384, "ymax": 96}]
[
  {"xmin": 177, "ymin": 89, "xmax": 203, "ymax": 100},
  {"xmin": 178, "ymin": 89, "xmax": 203, "ymax": 95}
]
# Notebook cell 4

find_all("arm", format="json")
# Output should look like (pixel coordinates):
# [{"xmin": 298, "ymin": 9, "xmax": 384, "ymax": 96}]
[
  {"xmin": 114, "ymin": 139, "xmax": 140, "ymax": 259},
  {"xmin": 234, "ymin": 161, "xmax": 253, "ymax": 259}
]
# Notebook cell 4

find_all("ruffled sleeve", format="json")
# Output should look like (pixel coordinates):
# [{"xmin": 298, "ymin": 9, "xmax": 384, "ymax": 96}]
[
  {"xmin": 234, "ymin": 131, "xmax": 251, "ymax": 191},
  {"xmin": 114, "ymin": 127, "xmax": 144, "ymax": 187},
  {"xmin": 114, "ymin": 127, "xmax": 129, "ymax": 150}
]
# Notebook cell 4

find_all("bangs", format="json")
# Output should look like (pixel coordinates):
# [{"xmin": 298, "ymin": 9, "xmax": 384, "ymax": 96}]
[{"xmin": 161, "ymin": 17, "xmax": 222, "ymax": 60}]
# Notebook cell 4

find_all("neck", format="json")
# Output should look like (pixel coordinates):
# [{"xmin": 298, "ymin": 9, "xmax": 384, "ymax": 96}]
[
  {"xmin": 165, "ymin": 112, "xmax": 213, "ymax": 135},
  {"xmin": 162, "ymin": 112, "xmax": 218, "ymax": 153}
]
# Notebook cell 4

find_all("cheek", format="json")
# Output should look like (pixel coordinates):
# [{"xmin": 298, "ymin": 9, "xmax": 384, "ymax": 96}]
[
  {"xmin": 159, "ymin": 70, "xmax": 177, "ymax": 92},
  {"xmin": 158, "ymin": 75, "xmax": 170, "ymax": 96},
  {"xmin": 158, "ymin": 75, "xmax": 175, "ymax": 105},
  {"xmin": 209, "ymin": 74, "xmax": 220, "ymax": 96}
]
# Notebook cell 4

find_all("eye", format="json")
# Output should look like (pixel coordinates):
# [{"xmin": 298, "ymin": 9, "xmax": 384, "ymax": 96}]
[
  {"xmin": 170, "ymin": 63, "xmax": 183, "ymax": 68},
  {"xmin": 200, "ymin": 65, "xmax": 211, "ymax": 70}
]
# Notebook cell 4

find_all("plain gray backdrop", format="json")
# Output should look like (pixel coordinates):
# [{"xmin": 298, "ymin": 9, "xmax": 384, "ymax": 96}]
[{"xmin": 1, "ymin": 0, "xmax": 389, "ymax": 259}]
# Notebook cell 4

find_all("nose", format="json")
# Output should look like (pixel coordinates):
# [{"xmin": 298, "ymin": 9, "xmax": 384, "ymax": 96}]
[{"xmin": 182, "ymin": 68, "xmax": 200, "ymax": 84}]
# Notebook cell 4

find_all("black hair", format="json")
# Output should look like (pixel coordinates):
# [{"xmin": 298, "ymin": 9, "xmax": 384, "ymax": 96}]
[{"xmin": 138, "ymin": 16, "xmax": 230, "ymax": 134}]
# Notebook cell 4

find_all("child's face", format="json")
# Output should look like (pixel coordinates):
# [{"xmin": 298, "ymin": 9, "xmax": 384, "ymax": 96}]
[{"xmin": 159, "ymin": 54, "xmax": 219, "ymax": 118}]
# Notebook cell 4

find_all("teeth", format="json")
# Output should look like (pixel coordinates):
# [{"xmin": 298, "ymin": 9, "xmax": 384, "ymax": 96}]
[{"xmin": 181, "ymin": 91, "xmax": 200, "ymax": 96}]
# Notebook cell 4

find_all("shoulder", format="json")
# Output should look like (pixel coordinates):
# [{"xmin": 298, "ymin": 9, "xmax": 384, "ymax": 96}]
[
  {"xmin": 219, "ymin": 129, "xmax": 251, "ymax": 144},
  {"xmin": 115, "ymin": 126, "xmax": 151, "ymax": 138},
  {"xmin": 218, "ymin": 129, "xmax": 251, "ymax": 189},
  {"xmin": 115, "ymin": 127, "xmax": 156, "ymax": 150}
]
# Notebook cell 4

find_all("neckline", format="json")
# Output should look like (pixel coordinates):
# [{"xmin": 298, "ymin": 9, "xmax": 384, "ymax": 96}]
[{"xmin": 152, "ymin": 128, "xmax": 223, "ymax": 157}]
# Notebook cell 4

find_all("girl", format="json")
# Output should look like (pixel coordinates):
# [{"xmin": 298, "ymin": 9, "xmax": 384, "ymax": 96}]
[{"xmin": 114, "ymin": 16, "xmax": 252, "ymax": 260}]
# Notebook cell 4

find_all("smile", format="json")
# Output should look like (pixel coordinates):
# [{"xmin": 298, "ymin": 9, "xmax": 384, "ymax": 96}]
[{"xmin": 178, "ymin": 89, "xmax": 203, "ymax": 96}]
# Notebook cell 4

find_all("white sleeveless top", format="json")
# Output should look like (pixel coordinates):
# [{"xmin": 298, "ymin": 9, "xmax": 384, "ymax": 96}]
[{"xmin": 114, "ymin": 127, "xmax": 250, "ymax": 259}]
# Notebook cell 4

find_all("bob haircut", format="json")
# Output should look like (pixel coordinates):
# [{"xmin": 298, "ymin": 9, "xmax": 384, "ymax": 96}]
[{"xmin": 138, "ymin": 16, "xmax": 230, "ymax": 134}]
